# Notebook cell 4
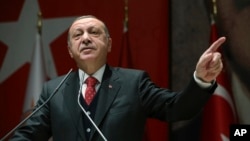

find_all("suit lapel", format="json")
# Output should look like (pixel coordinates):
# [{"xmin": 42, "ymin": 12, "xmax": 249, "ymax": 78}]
[
  {"xmin": 63, "ymin": 71, "xmax": 87, "ymax": 141},
  {"xmin": 89, "ymin": 66, "xmax": 121, "ymax": 140}
]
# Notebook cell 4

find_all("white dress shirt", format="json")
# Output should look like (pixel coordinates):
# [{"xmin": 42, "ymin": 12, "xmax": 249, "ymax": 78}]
[{"xmin": 78, "ymin": 65, "xmax": 106, "ymax": 98}]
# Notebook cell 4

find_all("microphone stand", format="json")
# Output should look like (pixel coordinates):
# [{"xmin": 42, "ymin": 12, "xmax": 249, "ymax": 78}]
[
  {"xmin": 77, "ymin": 72, "xmax": 107, "ymax": 141},
  {"xmin": 0, "ymin": 69, "xmax": 73, "ymax": 141},
  {"xmin": 77, "ymin": 93, "xmax": 108, "ymax": 141}
]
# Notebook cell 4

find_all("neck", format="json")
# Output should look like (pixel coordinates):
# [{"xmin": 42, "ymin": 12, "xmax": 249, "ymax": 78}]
[{"xmin": 80, "ymin": 63, "xmax": 105, "ymax": 75}]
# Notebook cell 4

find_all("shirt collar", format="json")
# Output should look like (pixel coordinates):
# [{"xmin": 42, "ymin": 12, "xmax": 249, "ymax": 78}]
[{"xmin": 78, "ymin": 64, "xmax": 106, "ymax": 85}]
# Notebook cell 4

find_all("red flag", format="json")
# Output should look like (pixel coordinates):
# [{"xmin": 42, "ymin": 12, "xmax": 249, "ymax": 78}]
[
  {"xmin": 118, "ymin": 1, "xmax": 169, "ymax": 141},
  {"xmin": 22, "ymin": 29, "xmax": 47, "ymax": 118},
  {"xmin": 118, "ymin": 1, "xmax": 132, "ymax": 68},
  {"xmin": 200, "ymin": 15, "xmax": 238, "ymax": 141}
]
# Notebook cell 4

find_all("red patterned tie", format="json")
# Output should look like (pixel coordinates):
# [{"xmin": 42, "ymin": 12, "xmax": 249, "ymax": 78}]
[{"xmin": 85, "ymin": 76, "xmax": 98, "ymax": 105}]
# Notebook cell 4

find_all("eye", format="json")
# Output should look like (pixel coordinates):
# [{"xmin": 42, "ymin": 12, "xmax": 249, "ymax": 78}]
[
  {"xmin": 73, "ymin": 32, "xmax": 82, "ymax": 40},
  {"xmin": 89, "ymin": 28, "xmax": 101, "ymax": 36},
  {"xmin": 90, "ymin": 30, "xmax": 98, "ymax": 35},
  {"xmin": 76, "ymin": 33, "xmax": 81, "ymax": 37}
]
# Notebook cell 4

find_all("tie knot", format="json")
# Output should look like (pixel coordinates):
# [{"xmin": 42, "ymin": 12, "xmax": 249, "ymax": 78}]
[{"xmin": 85, "ymin": 76, "xmax": 98, "ymax": 87}]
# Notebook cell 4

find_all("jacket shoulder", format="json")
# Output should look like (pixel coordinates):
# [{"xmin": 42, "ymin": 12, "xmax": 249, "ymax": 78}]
[
  {"xmin": 112, "ymin": 67, "xmax": 146, "ymax": 75},
  {"xmin": 44, "ymin": 71, "xmax": 78, "ymax": 89}
]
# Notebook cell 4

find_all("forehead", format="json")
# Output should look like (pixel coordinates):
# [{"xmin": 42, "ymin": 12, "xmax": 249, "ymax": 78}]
[{"xmin": 70, "ymin": 18, "xmax": 104, "ymax": 31}]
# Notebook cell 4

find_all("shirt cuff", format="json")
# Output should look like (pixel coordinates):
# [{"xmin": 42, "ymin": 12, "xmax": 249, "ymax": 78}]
[{"xmin": 193, "ymin": 71, "xmax": 214, "ymax": 88}]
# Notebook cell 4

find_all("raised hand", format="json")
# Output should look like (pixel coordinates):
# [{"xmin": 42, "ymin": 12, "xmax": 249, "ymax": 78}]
[{"xmin": 195, "ymin": 37, "xmax": 226, "ymax": 82}]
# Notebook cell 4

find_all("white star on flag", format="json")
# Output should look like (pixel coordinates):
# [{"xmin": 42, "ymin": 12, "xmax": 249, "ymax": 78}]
[{"xmin": 0, "ymin": 0, "xmax": 76, "ymax": 83}]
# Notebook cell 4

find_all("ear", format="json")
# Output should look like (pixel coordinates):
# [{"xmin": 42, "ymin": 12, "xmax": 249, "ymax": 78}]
[
  {"xmin": 107, "ymin": 38, "xmax": 112, "ymax": 52},
  {"xmin": 68, "ymin": 46, "xmax": 73, "ymax": 58}
]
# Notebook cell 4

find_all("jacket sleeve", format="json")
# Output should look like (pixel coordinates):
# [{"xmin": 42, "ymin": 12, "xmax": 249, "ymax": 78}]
[
  {"xmin": 10, "ymin": 82, "xmax": 52, "ymax": 141},
  {"xmin": 138, "ymin": 71, "xmax": 217, "ymax": 122}
]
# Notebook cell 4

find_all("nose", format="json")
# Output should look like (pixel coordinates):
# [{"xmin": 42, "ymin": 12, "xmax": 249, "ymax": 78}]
[{"xmin": 82, "ymin": 32, "xmax": 91, "ymax": 45}]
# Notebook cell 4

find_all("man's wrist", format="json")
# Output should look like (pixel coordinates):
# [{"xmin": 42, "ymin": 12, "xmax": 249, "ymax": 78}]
[{"xmin": 193, "ymin": 71, "xmax": 215, "ymax": 88}]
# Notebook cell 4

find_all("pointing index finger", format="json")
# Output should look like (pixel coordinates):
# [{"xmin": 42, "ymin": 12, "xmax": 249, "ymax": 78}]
[{"xmin": 205, "ymin": 37, "xmax": 226, "ymax": 53}]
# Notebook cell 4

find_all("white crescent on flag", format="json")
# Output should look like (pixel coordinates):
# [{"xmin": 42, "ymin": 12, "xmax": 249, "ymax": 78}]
[
  {"xmin": 221, "ymin": 133, "xmax": 229, "ymax": 141},
  {"xmin": 214, "ymin": 84, "xmax": 237, "ymax": 118}
]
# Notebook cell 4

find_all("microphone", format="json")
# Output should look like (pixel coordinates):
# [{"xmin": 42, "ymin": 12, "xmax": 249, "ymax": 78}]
[
  {"xmin": 0, "ymin": 68, "xmax": 73, "ymax": 141},
  {"xmin": 77, "ymin": 79, "xmax": 108, "ymax": 141}
]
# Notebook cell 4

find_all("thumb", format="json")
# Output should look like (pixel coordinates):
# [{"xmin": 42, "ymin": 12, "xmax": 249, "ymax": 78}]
[{"xmin": 198, "ymin": 53, "xmax": 213, "ymax": 69}]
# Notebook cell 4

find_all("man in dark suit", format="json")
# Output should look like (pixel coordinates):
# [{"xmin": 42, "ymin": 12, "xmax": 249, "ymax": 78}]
[{"xmin": 10, "ymin": 15, "xmax": 225, "ymax": 141}]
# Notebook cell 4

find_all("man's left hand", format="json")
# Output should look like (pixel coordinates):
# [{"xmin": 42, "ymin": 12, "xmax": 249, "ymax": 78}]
[{"xmin": 195, "ymin": 37, "xmax": 226, "ymax": 83}]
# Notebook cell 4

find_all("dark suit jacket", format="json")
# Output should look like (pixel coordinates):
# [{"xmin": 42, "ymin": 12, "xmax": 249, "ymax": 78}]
[{"xmin": 11, "ymin": 65, "xmax": 216, "ymax": 141}]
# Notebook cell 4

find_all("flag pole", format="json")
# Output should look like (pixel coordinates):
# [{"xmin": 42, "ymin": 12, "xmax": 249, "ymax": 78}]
[
  {"xmin": 123, "ymin": 0, "xmax": 128, "ymax": 32},
  {"xmin": 37, "ymin": 11, "xmax": 42, "ymax": 35},
  {"xmin": 212, "ymin": 0, "xmax": 217, "ymax": 16},
  {"xmin": 119, "ymin": 0, "xmax": 132, "ymax": 67},
  {"xmin": 211, "ymin": 0, "xmax": 217, "ymax": 23},
  {"xmin": 209, "ymin": 0, "xmax": 218, "ymax": 43}
]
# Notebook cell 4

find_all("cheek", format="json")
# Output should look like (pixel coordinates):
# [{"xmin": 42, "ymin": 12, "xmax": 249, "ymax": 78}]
[
  {"xmin": 68, "ymin": 44, "xmax": 80, "ymax": 56},
  {"xmin": 71, "ymin": 41, "xmax": 80, "ymax": 51}
]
